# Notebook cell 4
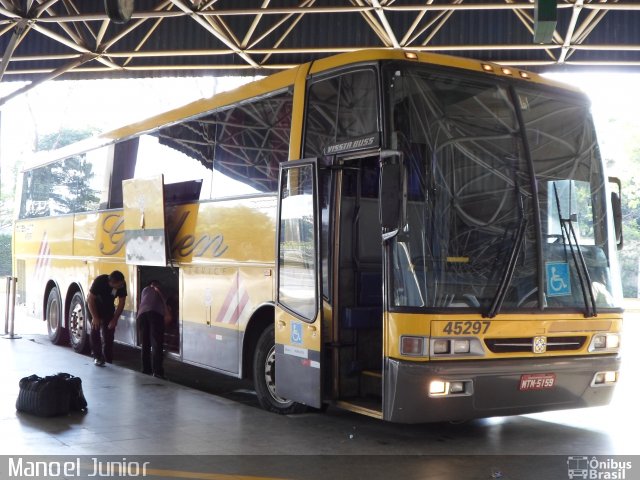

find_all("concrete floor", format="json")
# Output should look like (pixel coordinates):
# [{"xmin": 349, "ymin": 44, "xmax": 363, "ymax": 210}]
[{"xmin": 1, "ymin": 309, "xmax": 639, "ymax": 479}]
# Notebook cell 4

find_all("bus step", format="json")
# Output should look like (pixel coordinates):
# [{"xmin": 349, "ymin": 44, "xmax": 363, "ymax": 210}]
[{"xmin": 360, "ymin": 370, "xmax": 382, "ymax": 398}]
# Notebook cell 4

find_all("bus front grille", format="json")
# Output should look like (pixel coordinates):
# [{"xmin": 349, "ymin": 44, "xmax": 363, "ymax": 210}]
[{"xmin": 484, "ymin": 336, "xmax": 587, "ymax": 353}]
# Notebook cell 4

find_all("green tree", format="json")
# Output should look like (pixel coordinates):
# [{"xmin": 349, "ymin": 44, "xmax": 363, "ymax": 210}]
[{"xmin": 36, "ymin": 128, "xmax": 97, "ymax": 151}]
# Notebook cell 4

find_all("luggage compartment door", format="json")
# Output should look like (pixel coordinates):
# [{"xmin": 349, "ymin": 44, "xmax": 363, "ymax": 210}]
[
  {"xmin": 123, "ymin": 175, "xmax": 169, "ymax": 266},
  {"xmin": 275, "ymin": 160, "xmax": 323, "ymax": 408}
]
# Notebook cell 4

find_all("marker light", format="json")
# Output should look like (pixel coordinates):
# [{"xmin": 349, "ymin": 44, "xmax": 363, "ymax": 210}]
[
  {"xmin": 481, "ymin": 63, "xmax": 494, "ymax": 72},
  {"xmin": 405, "ymin": 51, "xmax": 419, "ymax": 60},
  {"xmin": 519, "ymin": 71, "xmax": 531, "ymax": 79},
  {"xmin": 501, "ymin": 67, "xmax": 513, "ymax": 75}
]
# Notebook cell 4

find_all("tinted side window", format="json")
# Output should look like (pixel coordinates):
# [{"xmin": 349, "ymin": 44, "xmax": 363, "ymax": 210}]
[
  {"xmin": 136, "ymin": 89, "xmax": 293, "ymax": 199},
  {"xmin": 304, "ymin": 70, "xmax": 378, "ymax": 157},
  {"xmin": 213, "ymin": 90, "xmax": 293, "ymax": 197},
  {"xmin": 19, "ymin": 148, "xmax": 110, "ymax": 218},
  {"xmin": 74, "ymin": 148, "xmax": 110, "ymax": 212},
  {"xmin": 136, "ymin": 128, "xmax": 214, "ymax": 201}
]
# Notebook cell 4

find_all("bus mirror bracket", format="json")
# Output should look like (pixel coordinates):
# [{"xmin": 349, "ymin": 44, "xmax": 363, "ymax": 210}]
[
  {"xmin": 609, "ymin": 176, "xmax": 623, "ymax": 250},
  {"xmin": 379, "ymin": 151, "xmax": 406, "ymax": 241}
]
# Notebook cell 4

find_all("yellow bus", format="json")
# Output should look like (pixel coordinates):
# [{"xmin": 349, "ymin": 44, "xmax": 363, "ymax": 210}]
[{"xmin": 14, "ymin": 49, "xmax": 624, "ymax": 423}]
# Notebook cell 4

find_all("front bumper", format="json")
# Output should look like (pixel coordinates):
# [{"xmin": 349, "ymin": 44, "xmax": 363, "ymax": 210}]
[{"xmin": 383, "ymin": 355, "xmax": 620, "ymax": 423}]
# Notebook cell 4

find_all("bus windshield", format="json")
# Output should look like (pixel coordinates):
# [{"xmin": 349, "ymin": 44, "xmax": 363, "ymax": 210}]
[{"xmin": 384, "ymin": 64, "xmax": 620, "ymax": 313}]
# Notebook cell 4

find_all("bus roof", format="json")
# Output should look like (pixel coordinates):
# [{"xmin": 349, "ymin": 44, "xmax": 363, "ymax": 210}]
[{"xmin": 23, "ymin": 48, "xmax": 583, "ymax": 171}]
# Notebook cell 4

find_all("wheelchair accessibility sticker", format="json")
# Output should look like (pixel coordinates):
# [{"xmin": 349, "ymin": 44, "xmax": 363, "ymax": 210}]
[
  {"xmin": 546, "ymin": 262, "xmax": 571, "ymax": 297},
  {"xmin": 291, "ymin": 322, "xmax": 303, "ymax": 345}
]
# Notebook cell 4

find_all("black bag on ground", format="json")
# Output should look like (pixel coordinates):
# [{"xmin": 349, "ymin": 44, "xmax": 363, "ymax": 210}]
[
  {"xmin": 16, "ymin": 373, "xmax": 87, "ymax": 417},
  {"xmin": 16, "ymin": 374, "xmax": 70, "ymax": 417},
  {"xmin": 56, "ymin": 373, "xmax": 88, "ymax": 411}
]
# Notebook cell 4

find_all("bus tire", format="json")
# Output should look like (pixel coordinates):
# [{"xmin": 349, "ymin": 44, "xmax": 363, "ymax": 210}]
[
  {"xmin": 46, "ymin": 287, "xmax": 67, "ymax": 345},
  {"xmin": 253, "ymin": 324, "xmax": 307, "ymax": 415},
  {"xmin": 68, "ymin": 291, "xmax": 90, "ymax": 354}
]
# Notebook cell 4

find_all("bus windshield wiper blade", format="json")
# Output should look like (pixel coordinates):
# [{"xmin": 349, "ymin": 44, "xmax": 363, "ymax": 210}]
[
  {"xmin": 485, "ymin": 214, "xmax": 527, "ymax": 319},
  {"xmin": 552, "ymin": 183, "xmax": 597, "ymax": 318}
]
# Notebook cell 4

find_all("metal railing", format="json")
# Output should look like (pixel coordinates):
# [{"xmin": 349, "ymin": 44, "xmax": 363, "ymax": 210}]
[{"xmin": 3, "ymin": 276, "xmax": 20, "ymax": 339}]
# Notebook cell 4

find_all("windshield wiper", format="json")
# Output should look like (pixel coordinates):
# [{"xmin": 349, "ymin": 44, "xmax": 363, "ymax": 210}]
[
  {"xmin": 552, "ymin": 183, "xmax": 597, "ymax": 318},
  {"xmin": 485, "ymin": 192, "xmax": 527, "ymax": 319}
]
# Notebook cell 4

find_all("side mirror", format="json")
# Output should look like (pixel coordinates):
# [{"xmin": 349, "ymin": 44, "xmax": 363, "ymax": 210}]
[
  {"xmin": 379, "ymin": 152, "xmax": 406, "ymax": 240},
  {"xmin": 609, "ymin": 176, "xmax": 623, "ymax": 250}
]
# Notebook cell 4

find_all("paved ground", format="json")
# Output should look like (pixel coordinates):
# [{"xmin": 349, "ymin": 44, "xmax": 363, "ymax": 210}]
[{"xmin": 1, "ymin": 307, "xmax": 638, "ymax": 479}]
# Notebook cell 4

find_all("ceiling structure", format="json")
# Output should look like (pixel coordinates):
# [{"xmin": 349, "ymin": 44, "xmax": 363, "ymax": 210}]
[{"xmin": 1, "ymin": 1, "xmax": 640, "ymax": 103}]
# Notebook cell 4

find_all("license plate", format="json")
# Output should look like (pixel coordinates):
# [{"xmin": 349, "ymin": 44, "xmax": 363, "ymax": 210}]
[{"xmin": 519, "ymin": 373, "xmax": 556, "ymax": 391}]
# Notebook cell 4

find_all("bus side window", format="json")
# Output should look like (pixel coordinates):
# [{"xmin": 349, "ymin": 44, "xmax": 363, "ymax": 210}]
[
  {"xmin": 212, "ymin": 90, "xmax": 293, "ymax": 197},
  {"xmin": 304, "ymin": 69, "xmax": 379, "ymax": 158}
]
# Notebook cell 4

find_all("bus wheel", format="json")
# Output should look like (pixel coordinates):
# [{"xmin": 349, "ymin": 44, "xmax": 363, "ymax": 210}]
[
  {"xmin": 46, "ymin": 287, "xmax": 67, "ymax": 345},
  {"xmin": 68, "ymin": 291, "xmax": 90, "ymax": 353},
  {"xmin": 253, "ymin": 324, "xmax": 307, "ymax": 414}
]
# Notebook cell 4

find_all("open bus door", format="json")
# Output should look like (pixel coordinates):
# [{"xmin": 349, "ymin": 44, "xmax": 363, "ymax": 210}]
[
  {"xmin": 275, "ymin": 160, "xmax": 323, "ymax": 408},
  {"xmin": 122, "ymin": 175, "xmax": 169, "ymax": 266}
]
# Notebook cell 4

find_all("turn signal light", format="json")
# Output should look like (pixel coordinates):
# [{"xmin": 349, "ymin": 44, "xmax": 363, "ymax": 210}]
[{"xmin": 401, "ymin": 336, "xmax": 426, "ymax": 356}]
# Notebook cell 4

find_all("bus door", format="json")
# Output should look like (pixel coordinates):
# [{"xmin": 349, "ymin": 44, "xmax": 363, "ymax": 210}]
[
  {"xmin": 333, "ymin": 155, "xmax": 384, "ymax": 412},
  {"xmin": 275, "ymin": 160, "xmax": 323, "ymax": 408}
]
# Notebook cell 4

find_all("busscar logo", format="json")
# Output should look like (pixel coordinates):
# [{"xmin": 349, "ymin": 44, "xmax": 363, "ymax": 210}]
[{"xmin": 567, "ymin": 456, "xmax": 633, "ymax": 479}]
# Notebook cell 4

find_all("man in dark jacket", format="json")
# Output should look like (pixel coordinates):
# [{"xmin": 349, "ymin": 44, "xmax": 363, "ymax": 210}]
[{"xmin": 87, "ymin": 270, "xmax": 127, "ymax": 366}]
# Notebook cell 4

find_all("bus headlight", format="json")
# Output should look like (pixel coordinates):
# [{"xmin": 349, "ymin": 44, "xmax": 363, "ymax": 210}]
[
  {"xmin": 589, "ymin": 333, "xmax": 620, "ymax": 352},
  {"xmin": 430, "ymin": 338, "xmax": 484, "ymax": 357}
]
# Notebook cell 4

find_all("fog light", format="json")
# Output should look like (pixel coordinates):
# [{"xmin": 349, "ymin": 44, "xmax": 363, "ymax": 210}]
[
  {"xmin": 453, "ymin": 340, "xmax": 470, "ymax": 354},
  {"xmin": 449, "ymin": 381, "xmax": 465, "ymax": 394},
  {"xmin": 401, "ymin": 336, "xmax": 425, "ymax": 356},
  {"xmin": 592, "ymin": 371, "xmax": 618, "ymax": 386},
  {"xmin": 429, "ymin": 380, "xmax": 447, "ymax": 396},
  {"xmin": 433, "ymin": 339, "xmax": 450, "ymax": 354}
]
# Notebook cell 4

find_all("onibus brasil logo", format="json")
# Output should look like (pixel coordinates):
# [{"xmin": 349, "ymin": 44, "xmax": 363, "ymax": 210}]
[{"xmin": 567, "ymin": 456, "xmax": 633, "ymax": 479}]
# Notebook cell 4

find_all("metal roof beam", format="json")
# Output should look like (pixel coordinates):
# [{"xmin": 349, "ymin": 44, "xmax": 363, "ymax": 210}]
[
  {"xmin": 260, "ymin": 0, "xmax": 315, "ymax": 65},
  {"xmin": 241, "ymin": 0, "xmax": 269, "ymax": 49},
  {"xmin": 0, "ymin": 51, "xmax": 93, "ymax": 106},
  {"xmin": 370, "ymin": 0, "xmax": 400, "ymax": 48},
  {"xmin": 558, "ymin": 0, "xmax": 583, "ymax": 63},
  {"xmin": 168, "ymin": 0, "xmax": 258, "ymax": 68},
  {"xmin": 0, "ymin": 18, "xmax": 28, "ymax": 81}
]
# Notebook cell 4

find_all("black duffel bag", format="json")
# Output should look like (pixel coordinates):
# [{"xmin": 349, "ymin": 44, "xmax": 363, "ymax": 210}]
[
  {"xmin": 56, "ymin": 373, "xmax": 88, "ymax": 411},
  {"xmin": 16, "ymin": 373, "xmax": 87, "ymax": 417}
]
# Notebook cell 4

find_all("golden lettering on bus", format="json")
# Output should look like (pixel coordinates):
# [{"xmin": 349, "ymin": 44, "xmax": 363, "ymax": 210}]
[
  {"xmin": 168, "ymin": 210, "xmax": 229, "ymax": 259},
  {"xmin": 176, "ymin": 234, "xmax": 229, "ymax": 258},
  {"xmin": 98, "ymin": 209, "xmax": 228, "ymax": 258},
  {"xmin": 100, "ymin": 213, "xmax": 125, "ymax": 255}
]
